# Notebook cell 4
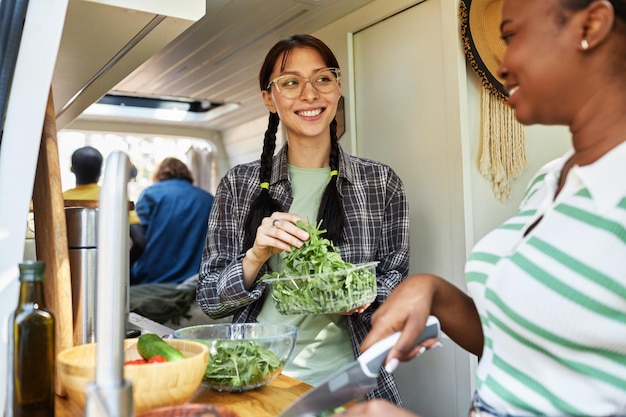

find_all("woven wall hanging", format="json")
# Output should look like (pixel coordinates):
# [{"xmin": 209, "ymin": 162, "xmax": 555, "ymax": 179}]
[{"xmin": 459, "ymin": 0, "xmax": 526, "ymax": 201}]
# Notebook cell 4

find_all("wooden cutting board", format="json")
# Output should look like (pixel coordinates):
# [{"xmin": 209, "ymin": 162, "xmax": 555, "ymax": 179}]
[
  {"xmin": 32, "ymin": 89, "xmax": 74, "ymax": 396},
  {"xmin": 55, "ymin": 374, "xmax": 312, "ymax": 417},
  {"xmin": 187, "ymin": 375, "xmax": 312, "ymax": 417}
]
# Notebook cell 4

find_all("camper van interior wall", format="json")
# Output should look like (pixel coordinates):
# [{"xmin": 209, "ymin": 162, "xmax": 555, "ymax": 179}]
[{"xmin": 459, "ymin": 0, "xmax": 527, "ymax": 202}]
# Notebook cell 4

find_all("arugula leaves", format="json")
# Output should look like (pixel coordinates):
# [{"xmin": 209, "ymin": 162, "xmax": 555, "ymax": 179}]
[
  {"xmin": 317, "ymin": 406, "xmax": 347, "ymax": 417},
  {"xmin": 203, "ymin": 340, "xmax": 283, "ymax": 391},
  {"xmin": 260, "ymin": 221, "xmax": 377, "ymax": 314}
]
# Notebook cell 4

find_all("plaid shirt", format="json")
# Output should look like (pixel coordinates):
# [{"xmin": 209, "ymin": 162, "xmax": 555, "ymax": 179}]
[{"xmin": 197, "ymin": 143, "xmax": 409, "ymax": 404}]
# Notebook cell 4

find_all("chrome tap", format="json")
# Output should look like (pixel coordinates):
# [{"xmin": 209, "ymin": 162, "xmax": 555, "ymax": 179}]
[{"xmin": 85, "ymin": 151, "xmax": 133, "ymax": 417}]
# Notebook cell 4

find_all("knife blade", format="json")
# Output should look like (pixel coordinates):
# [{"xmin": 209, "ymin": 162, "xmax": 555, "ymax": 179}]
[{"xmin": 277, "ymin": 315, "xmax": 441, "ymax": 417}]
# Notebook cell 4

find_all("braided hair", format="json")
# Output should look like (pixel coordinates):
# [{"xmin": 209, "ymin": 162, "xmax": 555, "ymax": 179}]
[{"xmin": 242, "ymin": 34, "xmax": 344, "ymax": 251}]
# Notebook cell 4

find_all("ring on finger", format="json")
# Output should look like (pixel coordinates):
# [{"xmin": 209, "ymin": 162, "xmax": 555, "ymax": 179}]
[{"xmin": 272, "ymin": 218, "xmax": 280, "ymax": 227}]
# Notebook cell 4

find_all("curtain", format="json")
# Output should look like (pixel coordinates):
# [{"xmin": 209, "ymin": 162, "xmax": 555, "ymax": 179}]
[{"xmin": 186, "ymin": 145, "xmax": 216, "ymax": 194}]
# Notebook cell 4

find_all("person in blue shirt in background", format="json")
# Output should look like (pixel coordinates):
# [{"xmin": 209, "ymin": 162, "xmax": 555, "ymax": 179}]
[{"xmin": 131, "ymin": 157, "xmax": 214, "ymax": 285}]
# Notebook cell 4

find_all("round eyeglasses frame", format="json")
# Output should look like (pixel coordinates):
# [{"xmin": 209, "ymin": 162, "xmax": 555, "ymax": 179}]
[{"xmin": 266, "ymin": 68, "xmax": 341, "ymax": 98}]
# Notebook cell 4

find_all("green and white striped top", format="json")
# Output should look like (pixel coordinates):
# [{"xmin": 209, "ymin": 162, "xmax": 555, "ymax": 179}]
[{"xmin": 467, "ymin": 141, "xmax": 626, "ymax": 416}]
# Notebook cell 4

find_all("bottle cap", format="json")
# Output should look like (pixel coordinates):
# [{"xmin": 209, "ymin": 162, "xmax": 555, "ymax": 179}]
[{"xmin": 18, "ymin": 260, "xmax": 45, "ymax": 282}]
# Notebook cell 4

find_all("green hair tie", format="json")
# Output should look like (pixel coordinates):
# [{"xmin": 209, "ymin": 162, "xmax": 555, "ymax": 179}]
[
  {"xmin": 260, "ymin": 182, "xmax": 269, "ymax": 190},
  {"xmin": 329, "ymin": 170, "xmax": 338, "ymax": 177}
]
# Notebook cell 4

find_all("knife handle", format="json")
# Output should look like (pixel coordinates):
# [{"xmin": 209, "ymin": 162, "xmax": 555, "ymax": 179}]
[{"xmin": 358, "ymin": 315, "xmax": 440, "ymax": 377}]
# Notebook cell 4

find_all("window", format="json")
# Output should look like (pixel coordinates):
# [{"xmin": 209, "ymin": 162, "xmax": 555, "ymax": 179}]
[{"xmin": 58, "ymin": 130, "xmax": 217, "ymax": 203}]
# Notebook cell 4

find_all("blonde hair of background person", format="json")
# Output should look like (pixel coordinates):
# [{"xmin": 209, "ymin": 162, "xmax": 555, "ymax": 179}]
[{"xmin": 338, "ymin": 0, "xmax": 626, "ymax": 416}]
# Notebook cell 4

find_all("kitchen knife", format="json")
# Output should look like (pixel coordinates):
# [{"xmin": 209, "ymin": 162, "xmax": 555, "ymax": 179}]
[{"xmin": 277, "ymin": 315, "xmax": 441, "ymax": 417}]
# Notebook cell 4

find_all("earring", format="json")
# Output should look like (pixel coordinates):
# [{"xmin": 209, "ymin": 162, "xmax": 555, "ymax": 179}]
[{"xmin": 581, "ymin": 39, "xmax": 589, "ymax": 50}]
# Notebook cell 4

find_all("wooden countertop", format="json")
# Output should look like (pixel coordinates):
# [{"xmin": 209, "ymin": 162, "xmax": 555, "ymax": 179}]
[{"xmin": 55, "ymin": 374, "xmax": 312, "ymax": 417}]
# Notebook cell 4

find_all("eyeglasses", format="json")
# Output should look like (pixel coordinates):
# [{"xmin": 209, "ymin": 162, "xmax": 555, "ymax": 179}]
[{"xmin": 267, "ymin": 68, "xmax": 340, "ymax": 98}]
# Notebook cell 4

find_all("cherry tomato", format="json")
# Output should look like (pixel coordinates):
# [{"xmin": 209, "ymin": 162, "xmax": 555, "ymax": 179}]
[
  {"xmin": 148, "ymin": 355, "xmax": 168, "ymax": 363},
  {"xmin": 124, "ymin": 358, "xmax": 148, "ymax": 365}
]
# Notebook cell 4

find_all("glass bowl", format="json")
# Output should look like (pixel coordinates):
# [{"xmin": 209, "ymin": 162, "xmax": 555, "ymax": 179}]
[
  {"xmin": 172, "ymin": 323, "xmax": 297, "ymax": 392},
  {"xmin": 262, "ymin": 261, "xmax": 378, "ymax": 315}
]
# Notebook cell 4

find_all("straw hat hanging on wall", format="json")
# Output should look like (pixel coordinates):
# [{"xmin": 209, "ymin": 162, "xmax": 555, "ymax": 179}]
[{"xmin": 459, "ymin": 0, "xmax": 526, "ymax": 202}]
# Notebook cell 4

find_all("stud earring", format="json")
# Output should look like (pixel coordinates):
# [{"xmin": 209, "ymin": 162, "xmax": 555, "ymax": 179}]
[{"xmin": 581, "ymin": 39, "xmax": 589, "ymax": 50}]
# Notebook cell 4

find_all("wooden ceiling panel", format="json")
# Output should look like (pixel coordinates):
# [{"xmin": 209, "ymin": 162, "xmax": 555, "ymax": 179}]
[{"xmin": 90, "ymin": 0, "xmax": 375, "ymax": 130}]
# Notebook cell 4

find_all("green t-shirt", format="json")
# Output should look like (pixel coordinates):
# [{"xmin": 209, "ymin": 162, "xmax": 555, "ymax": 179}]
[{"xmin": 257, "ymin": 165, "xmax": 354, "ymax": 386}]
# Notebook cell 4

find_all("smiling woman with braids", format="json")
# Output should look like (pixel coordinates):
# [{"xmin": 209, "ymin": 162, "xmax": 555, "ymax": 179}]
[{"xmin": 196, "ymin": 34, "xmax": 410, "ymax": 403}]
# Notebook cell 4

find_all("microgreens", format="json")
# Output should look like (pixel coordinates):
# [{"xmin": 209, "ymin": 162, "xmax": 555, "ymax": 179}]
[{"xmin": 260, "ymin": 220, "xmax": 377, "ymax": 314}]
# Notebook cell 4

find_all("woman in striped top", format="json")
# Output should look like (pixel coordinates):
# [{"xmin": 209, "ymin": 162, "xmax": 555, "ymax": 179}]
[{"xmin": 340, "ymin": 0, "xmax": 626, "ymax": 416}]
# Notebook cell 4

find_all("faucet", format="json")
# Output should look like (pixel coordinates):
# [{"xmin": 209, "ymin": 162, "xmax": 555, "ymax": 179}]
[{"xmin": 85, "ymin": 151, "xmax": 133, "ymax": 417}]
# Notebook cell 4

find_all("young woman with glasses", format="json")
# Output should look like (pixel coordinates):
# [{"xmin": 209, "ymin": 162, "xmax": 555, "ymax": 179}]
[{"xmin": 197, "ymin": 34, "xmax": 410, "ymax": 404}]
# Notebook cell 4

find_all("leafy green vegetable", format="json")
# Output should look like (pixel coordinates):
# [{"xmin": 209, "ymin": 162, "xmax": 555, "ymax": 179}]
[
  {"xmin": 203, "ymin": 340, "xmax": 283, "ymax": 390},
  {"xmin": 136, "ymin": 333, "xmax": 185, "ymax": 362},
  {"xmin": 317, "ymin": 406, "xmax": 346, "ymax": 417},
  {"xmin": 260, "ymin": 221, "xmax": 377, "ymax": 314}
]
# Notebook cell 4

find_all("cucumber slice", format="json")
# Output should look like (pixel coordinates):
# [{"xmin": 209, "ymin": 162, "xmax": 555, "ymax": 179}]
[{"xmin": 137, "ymin": 333, "xmax": 185, "ymax": 362}]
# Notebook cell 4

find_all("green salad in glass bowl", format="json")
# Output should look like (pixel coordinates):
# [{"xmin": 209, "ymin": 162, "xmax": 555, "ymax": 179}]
[
  {"xmin": 260, "ymin": 221, "xmax": 378, "ymax": 315},
  {"xmin": 172, "ymin": 323, "xmax": 297, "ymax": 392}
]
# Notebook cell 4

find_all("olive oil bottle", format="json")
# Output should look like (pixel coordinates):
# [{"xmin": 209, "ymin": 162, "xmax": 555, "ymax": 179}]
[{"xmin": 12, "ymin": 261, "xmax": 55, "ymax": 417}]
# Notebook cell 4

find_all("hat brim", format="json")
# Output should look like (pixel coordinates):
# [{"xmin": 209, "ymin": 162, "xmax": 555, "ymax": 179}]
[{"xmin": 460, "ymin": 0, "xmax": 507, "ymax": 101}]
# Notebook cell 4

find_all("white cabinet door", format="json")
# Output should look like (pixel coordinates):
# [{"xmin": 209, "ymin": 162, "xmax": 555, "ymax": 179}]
[{"xmin": 353, "ymin": 1, "xmax": 474, "ymax": 416}]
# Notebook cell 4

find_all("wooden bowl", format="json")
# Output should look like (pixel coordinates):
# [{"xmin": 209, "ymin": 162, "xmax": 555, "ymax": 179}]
[{"xmin": 57, "ymin": 338, "xmax": 209, "ymax": 414}]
